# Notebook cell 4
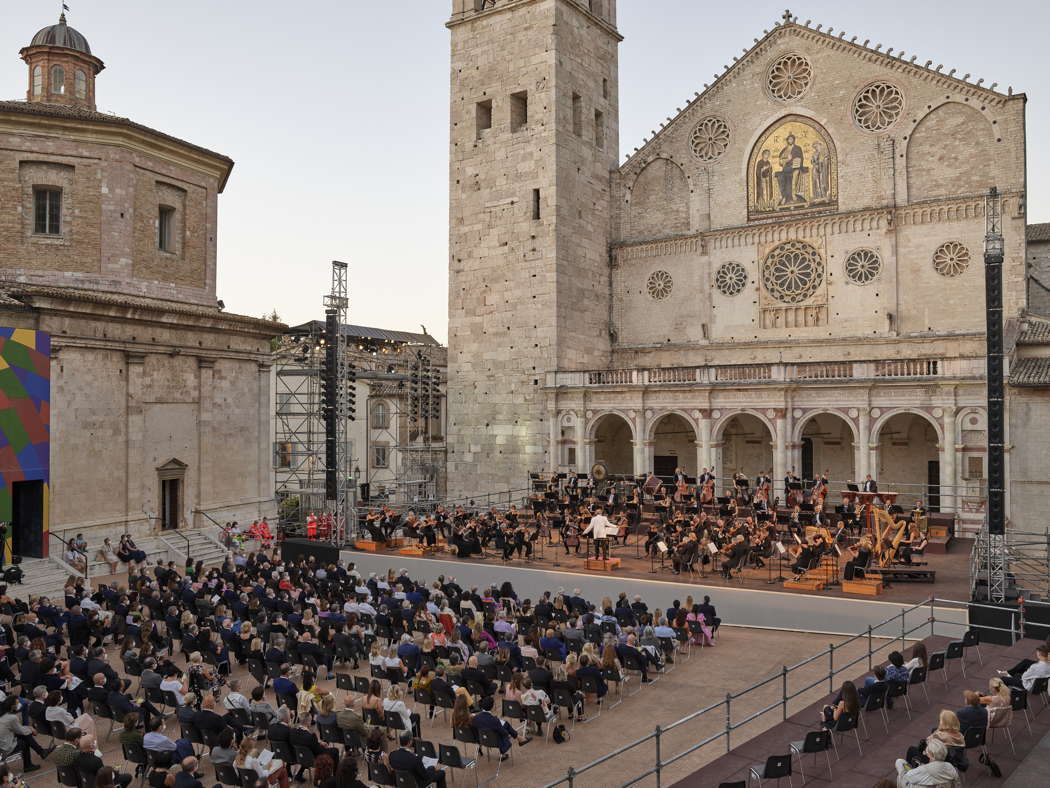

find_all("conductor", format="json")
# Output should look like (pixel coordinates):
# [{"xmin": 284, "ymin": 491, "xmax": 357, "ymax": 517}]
[{"xmin": 582, "ymin": 506, "xmax": 616, "ymax": 560}]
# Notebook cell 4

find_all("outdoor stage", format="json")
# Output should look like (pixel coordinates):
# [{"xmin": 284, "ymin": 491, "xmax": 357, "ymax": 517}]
[{"xmin": 340, "ymin": 534, "xmax": 972, "ymax": 636}]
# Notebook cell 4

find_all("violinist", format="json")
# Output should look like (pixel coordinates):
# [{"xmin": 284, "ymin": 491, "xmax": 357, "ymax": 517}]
[
  {"xmin": 672, "ymin": 533, "xmax": 699, "ymax": 575},
  {"xmin": 643, "ymin": 521, "xmax": 661, "ymax": 558},
  {"xmin": 790, "ymin": 538, "xmax": 816, "ymax": 577},
  {"xmin": 720, "ymin": 534, "xmax": 749, "ymax": 580},
  {"xmin": 844, "ymin": 536, "xmax": 872, "ymax": 580},
  {"xmin": 896, "ymin": 523, "xmax": 927, "ymax": 565},
  {"xmin": 788, "ymin": 505, "xmax": 803, "ymax": 535}
]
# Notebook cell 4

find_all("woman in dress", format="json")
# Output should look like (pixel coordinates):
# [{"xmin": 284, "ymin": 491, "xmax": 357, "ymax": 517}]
[{"xmin": 234, "ymin": 736, "xmax": 288, "ymax": 788}]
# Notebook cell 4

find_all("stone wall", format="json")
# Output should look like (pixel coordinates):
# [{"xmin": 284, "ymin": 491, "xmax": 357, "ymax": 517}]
[
  {"xmin": 0, "ymin": 115, "xmax": 222, "ymax": 306},
  {"xmin": 447, "ymin": 0, "xmax": 619, "ymax": 496}
]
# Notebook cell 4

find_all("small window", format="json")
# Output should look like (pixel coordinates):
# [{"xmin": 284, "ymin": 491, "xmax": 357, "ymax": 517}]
[
  {"xmin": 594, "ymin": 109, "xmax": 605, "ymax": 149},
  {"xmin": 33, "ymin": 188, "xmax": 62, "ymax": 235},
  {"xmin": 32, "ymin": 66, "xmax": 42, "ymax": 96},
  {"xmin": 602, "ymin": 78, "xmax": 609, "ymax": 100},
  {"xmin": 373, "ymin": 443, "xmax": 389, "ymax": 468},
  {"xmin": 276, "ymin": 442, "xmax": 292, "ymax": 468},
  {"xmin": 510, "ymin": 90, "xmax": 528, "ymax": 132},
  {"xmin": 74, "ymin": 70, "xmax": 86, "ymax": 99},
  {"xmin": 967, "ymin": 456, "xmax": 984, "ymax": 479},
  {"xmin": 476, "ymin": 99, "xmax": 492, "ymax": 139},
  {"xmin": 50, "ymin": 65, "xmax": 65, "ymax": 95},
  {"xmin": 572, "ymin": 92, "xmax": 582, "ymax": 136},
  {"xmin": 372, "ymin": 401, "xmax": 389, "ymax": 430},
  {"xmin": 532, "ymin": 188, "xmax": 541, "ymax": 220},
  {"xmin": 158, "ymin": 205, "xmax": 175, "ymax": 252}
]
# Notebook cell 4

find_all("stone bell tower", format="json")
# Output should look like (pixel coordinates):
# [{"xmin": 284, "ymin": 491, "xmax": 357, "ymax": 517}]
[
  {"xmin": 446, "ymin": 0, "xmax": 621, "ymax": 496},
  {"xmin": 20, "ymin": 13, "xmax": 104, "ymax": 112}
]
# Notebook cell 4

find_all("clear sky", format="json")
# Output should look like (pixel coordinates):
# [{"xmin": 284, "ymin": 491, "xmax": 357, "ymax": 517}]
[{"xmin": 3, "ymin": 1, "xmax": 1047, "ymax": 342}]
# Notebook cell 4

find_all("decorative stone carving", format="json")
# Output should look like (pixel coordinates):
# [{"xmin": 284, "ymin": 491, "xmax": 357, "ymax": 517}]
[
  {"xmin": 762, "ymin": 240, "xmax": 824, "ymax": 304},
  {"xmin": 853, "ymin": 82, "xmax": 904, "ymax": 132},
  {"xmin": 844, "ymin": 248, "xmax": 881, "ymax": 285},
  {"xmin": 768, "ymin": 53, "xmax": 812, "ymax": 101},
  {"xmin": 647, "ymin": 269, "xmax": 674, "ymax": 299},
  {"xmin": 715, "ymin": 261, "xmax": 748, "ymax": 296},
  {"xmin": 689, "ymin": 116, "xmax": 730, "ymax": 161},
  {"xmin": 933, "ymin": 241, "xmax": 970, "ymax": 277}
]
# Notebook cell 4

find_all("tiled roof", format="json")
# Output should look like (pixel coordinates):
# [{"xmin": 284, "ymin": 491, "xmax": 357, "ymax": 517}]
[
  {"xmin": 0, "ymin": 100, "xmax": 233, "ymax": 187},
  {"xmin": 1017, "ymin": 316, "xmax": 1050, "ymax": 345},
  {"xmin": 1027, "ymin": 223, "xmax": 1050, "ymax": 242},
  {"xmin": 287, "ymin": 320, "xmax": 440, "ymax": 346},
  {"xmin": 1010, "ymin": 357, "xmax": 1050, "ymax": 387}
]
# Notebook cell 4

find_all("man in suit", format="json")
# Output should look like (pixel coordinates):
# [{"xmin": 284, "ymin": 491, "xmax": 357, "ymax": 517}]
[
  {"xmin": 575, "ymin": 655, "xmax": 607, "ymax": 698},
  {"xmin": 389, "ymin": 731, "xmax": 448, "ymax": 787},
  {"xmin": 955, "ymin": 691, "xmax": 988, "ymax": 733},
  {"xmin": 192, "ymin": 695, "xmax": 241, "ymax": 744},
  {"xmin": 266, "ymin": 705, "xmax": 292, "ymax": 745},
  {"xmin": 460, "ymin": 656, "xmax": 495, "ymax": 698},
  {"xmin": 698, "ymin": 596, "xmax": 720, "ymax": 633},
  {"xmin": 672, "ymin": 533, "xmax": 699, "ymax": 575},
  {"xmin": 471, "ymin": 696, "xmax": 527, "ymax": 758},
  {"xmin": 173, "ymin": 756, "xmax": 204, "ymax": 788},
  {"xmin": 527, "ymin": 657, "xmax": 553, "ymax": 695},
  {"xmin": 615, "ymin": 636, "xmax": 655, "ymax": 683},
  {"xmin": 396, "ymin": 634, "xmax": 421, "ymax": 678},
  {"xmin": 335, "ymin": 694, "xmax": 368, "ymax": 738},
  {"xmin": 271, "ymin": 664, "xmax": 298, "ymax": 700},
  {"xmin": 289, "ymin": 720, "xmax": 339, "ymax": 777},
  {"xmin": 863, "ymin": 475, "xmax": 878, "ymax": 493},
  {"xmin": 721, "ymin": 535, "xmax": 749, "ymax": 580},
  {"xmin": 139, "ymin": 658, "xmax": 163, "ymax": 693}
]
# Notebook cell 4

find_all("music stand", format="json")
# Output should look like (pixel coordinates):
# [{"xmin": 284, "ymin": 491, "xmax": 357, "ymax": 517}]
[
  {"xmin": 706, "ymin": 541, "xmax": 719, "ymax": 579},
  {"xmin": 772, "ymin": 542, "xmax": 787, "ymax": 582},
  {"xmin": 846, "ymin": 482, "xmax": 859, "ymax": 492}
]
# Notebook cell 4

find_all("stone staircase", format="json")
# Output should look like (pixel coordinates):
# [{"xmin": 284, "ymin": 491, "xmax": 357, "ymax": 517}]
[{"xmin": 11, "ymin": 527, "xmax": 231, "ymax": 602}]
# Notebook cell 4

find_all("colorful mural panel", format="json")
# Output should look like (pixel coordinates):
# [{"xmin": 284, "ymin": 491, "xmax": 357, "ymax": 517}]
[
  {"xmin": 748, "ymin": 115, "xmax": 837, "ymax": 221},
  {"xmin": 0, "ymin": 328, "xmax": 50, "ymax": 561}
]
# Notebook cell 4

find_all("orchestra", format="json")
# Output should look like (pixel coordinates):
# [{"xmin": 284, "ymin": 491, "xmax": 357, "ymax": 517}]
[{"xmin": 310, "ymin": 469, "xmax": 931, "ymax": 592}]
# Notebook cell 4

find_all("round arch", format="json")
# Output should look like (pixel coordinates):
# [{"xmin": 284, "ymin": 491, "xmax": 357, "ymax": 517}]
[
  {"xmin": 796, "ymin": 410, "xmax": 856, "ymax": 483},
  {"xmin": 873, "ymin": 410, "xmax": 941, "ymax": 493},
  {"xmin": 589, "ymin": 412, "xmax": 635, "ymax": 475},
  {"xmin": 649, "ymin": 412, "xmax": 698, "ymax": 476},
  {"xmin": 715, "ymin": 412, "xmax": 774, "ymax": 479},
  {"xmin": 712, "ymin": 408, "xmax": 776, "ymax": 443}
]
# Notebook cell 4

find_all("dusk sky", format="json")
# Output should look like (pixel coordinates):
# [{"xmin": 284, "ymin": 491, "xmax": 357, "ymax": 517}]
[{"xmin": 3, "ymin": 1, "xmax": 1046, "ymax": 342}]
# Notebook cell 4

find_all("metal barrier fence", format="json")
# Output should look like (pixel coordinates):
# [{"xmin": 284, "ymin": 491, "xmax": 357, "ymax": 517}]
[{"xmin": 541, "ymin": 597, "xmax": 1015, "ymax": 788}]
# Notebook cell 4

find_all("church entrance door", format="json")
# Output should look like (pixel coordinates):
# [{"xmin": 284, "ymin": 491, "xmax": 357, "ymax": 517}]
[
  {"xmin": 161, "ymin": 478, "xmax": 180, "ymax": 531},
  {"xmin": 653, "ymin": 456, "xmax": 677, "ymax": 478},
  {"xmin": 927, "ymin": 460, "xmax": 941, "ymax": 513},
  {"xmin": 11, "ymin": 480, "xmax": 44, "ymax": 559}
]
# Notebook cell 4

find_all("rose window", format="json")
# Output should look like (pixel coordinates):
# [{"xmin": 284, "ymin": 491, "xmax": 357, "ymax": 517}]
[
  {"xmin": 647, "ymin": 269, "xmax": 674, "ymax": 300},
  {"xmin": 767, "ymin": 54, "xmax": 812, "ymax": 101},
  {"xmin": 761, "ymin": 240, "xmax": 824, "ymax": 303},
  {"xmin": 933, "ymin": 241, "xmax": 970, "ymax": 277},
  {"xmin": 715, "ymin": 262, "xmax": 748, "ymax": 296},
  {"xmin": 844, "ymin": 249, "xmax": 882, "ymax": 285},
  {"xmin": 853, "ymin": 82, "xmax": 904, "ymax": 132},
  {"xmin": 689, "ymin": 116, "xmax": 731, "ymax": 161}
]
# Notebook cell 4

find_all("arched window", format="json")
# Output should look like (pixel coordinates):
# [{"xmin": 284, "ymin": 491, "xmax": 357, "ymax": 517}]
[
  {"xmin": 74, "ymin": 70, "xmax": 86, "ymax": 99},
  {"xmin": 50, "ymin": 65, "xmax": 65, "ymax": 95},
  {"xmin": 372, "ymin": 401, "xmax": 389, "ymax": 429},
  {"xmin": 32, "ymin": 65, "xmax": 42, "ymax": 96}
]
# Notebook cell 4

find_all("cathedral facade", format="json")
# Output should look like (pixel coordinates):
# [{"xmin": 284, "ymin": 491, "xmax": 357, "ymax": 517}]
[
  {"xmin": 447, "ymin": 1, "xmax": 1044, "ymax": 533},
  {"xmin": 0, "ymin": 15, "xmax": 278, "ymax": 555}
]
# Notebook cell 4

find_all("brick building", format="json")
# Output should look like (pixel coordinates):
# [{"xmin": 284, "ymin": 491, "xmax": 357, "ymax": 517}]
[
  {"xmin": 446, "ymin": 1, "xmax": 1050, "ymax": 532},
  {"xmin": 0, "ymin": 14, "xmax": 279, "ymax": 556}
]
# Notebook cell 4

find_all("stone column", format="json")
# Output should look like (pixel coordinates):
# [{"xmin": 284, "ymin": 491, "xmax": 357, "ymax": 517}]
[
  {"xmin": 257, "ymin": 362, "xmax": 272, "ymax": 516},
  {"xmin": 774, "ymin": 410, "xmax": 787, "ymax": 499},
  {"xmin": 699, "ymin": 412, "xmax": 713, "ymax": 471},
  {"xmin": 195, "ymin": 358, "xmax": 215, "ymax": 528},
  {"xmin": 125, "ymin": 353, "xmax": 147, "ymax": 532},
  {"xmin": 941, "ymin": 407, "xmax": 957, "ymax": 513},
  {"xmin": 784, "ymin": 403, "xmax": 796, "ymax": 479},
  {"xmin": 548, "ymin": 409, "xmax": 559, "ymax": 471},
  {"xmin": 643, "ymin": 440, "xmax": 655, "ymax": 474},
  {"xmin": 631, "ymin": 440, "xmax": 644, "ymax": 476},
  {"xmin": 858, "ymin": 407, "xmax": 871, "ymax": 481},
  {"xmin": 582, "ymin": 440, "xmax": 594, "ymax": 472},
  {"xmin": 575, "ymin": 419, "xmax": 586, "ymax": 473}
]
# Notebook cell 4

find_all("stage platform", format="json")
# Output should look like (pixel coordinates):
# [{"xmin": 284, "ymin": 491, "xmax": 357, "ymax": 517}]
[{"xmin": 669, "ymin": 633, "xmax": 1050, "ymax": 788}]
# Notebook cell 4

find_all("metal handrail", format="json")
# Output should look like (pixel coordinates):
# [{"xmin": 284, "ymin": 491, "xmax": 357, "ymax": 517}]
[{"xmin": 542, "ymin": 596, "xmax": 1016, "ymax": 788}]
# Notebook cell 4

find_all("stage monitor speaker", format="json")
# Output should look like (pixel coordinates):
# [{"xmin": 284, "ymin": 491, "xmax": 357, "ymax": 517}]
[
  {"xmin": 281, "ymin": 538, "xmax": 340, "ymax": 565},
  {"xmin": 967, "ymin": 601, "xmax": 1019, "ymax": 647},
  {"xmin": 1022, "ymin": 600, "xmax": 1050, "ymax": 641}
]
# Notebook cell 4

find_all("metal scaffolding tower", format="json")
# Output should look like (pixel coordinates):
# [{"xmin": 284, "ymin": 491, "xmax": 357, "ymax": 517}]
[{"xmin": 324, "ymin": 261, "xmax": 352, "ymax": 544}]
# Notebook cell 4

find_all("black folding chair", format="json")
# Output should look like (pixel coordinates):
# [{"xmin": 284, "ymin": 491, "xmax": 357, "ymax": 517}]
[
  {"xmin": 620, "ymin": 650, "xmax": 650, "ymax": 694},
  {"xmin": 927, "ymin": 651, "xmax": 947, "ymax": 687},
  {"xmin": 363, "ymin": 706, "xmax": 384, "ymax": 727},
  {"xmin": 432, "ymin": 688, "xmax": 456, "ymax": 722},
  {"xmin": 318, "ymin": 722, "xmax": 343, "ymax": 749},
  {"xmin": 601, "ymin": 667, "xmax": 625, "ymax": 709},
  {"xmin": 56, "ymin": 765, "xmax": 83, "ymax": 788},
  {"xmin": 414, "ymin": 739, "xmax": 437, "ymax": 760},
  {"xmin": 789, "ymin": 730, "xmax": 831, "ymax": 784},
  {"xmin": 550, "ymin": 687, "xmax": 578, "ymax": 727},
  {"xmin": 394, "ymin": 771, "xmax": 420, "ymax": 788},
  {"xmin": 121, "ymin": 740, "xmax": 150, "ymax": 788},
  {"xmin": 477, "ymin": 726, "xmax": 510, "ymax": 778},
  {"xmin": 1030, "ymin": 676, "xmax": 1050, "ymax": 711},
  {"xmin": 963, "ymin": 725, "xmax": 988, "ymax": 764},
  {"xmin": 343, "ymin": 728, "xmax": 364, "ymax": 755},
  {"xmin": 961, "ymin": 629, "xmax": 984, "ymax": 665},
  {"xmin": 335, "ymin": 673, "xmax": 353, "ymax": 691},
  {"xmin": 828, "ymin": 712, "xmax": 862, "ymax": 758},
  {"xmin": 886, "ymin": 680, "xmax": 912, "ymax": 719},
  {"xmin": 247, "ymin": 659, "xmax": 267, "ymax": 687},
  {"xmin": 92, "ymin": 700, "xmax": 117, "ymax": 740},
  {"xmin": 269, "ymin": 740, "xmax": 297, "ymax": 773},
  {"xmin": 944, "ymin": 641, "xmax": 966, "ymax": 678},
  {"xmin": 453, "ymin": 724, "xmax": 481, "ymax": 757},
  {"xmin": 747, "ymin": 753, "xmax": 793, "ymax": 786},
  {"xmin": 180, "ymin": 721, "xmax": 206, "ymax": 756},
  {"xmin": 438, "ymin": 743, "xmax": 479, "ymax": 787},
  {"xmin": 354, "ymin": 675, "xmax": 371, "ymax": 695},
  {"xmin": 292, "ymin": 745, "xmax": 316, "ymax": 781},
  {"xmin": 858, "ymin": 685, "xmax": 888, "ymax": 739},
  {"xmin": 578, "ymin": 674, "xmax": 604, "ymax": 720},
  {"xmin": 214, "ymin": 764, "xmax": 243, "ymax": 788},
  {"xmin": 908, "ymin": 665, "xmax": 929, "ymax": 704},
  {"xmin": 368, "ymin": 760, "xmax": 396, "ymax": 787},
  {"xmin": 524, "ymin": 704, "xmax": 553, "ymax": 743}
]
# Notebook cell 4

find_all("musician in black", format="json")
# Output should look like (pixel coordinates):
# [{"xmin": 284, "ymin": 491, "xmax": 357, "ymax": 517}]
[
  {"xmin": 844, "ymin": 537, "xmax": 873, "ymax": 580},
  {"xmin": 790, "ymin": 539, "xmax": 817, "ymax": 577},
  {"xmin": 672, "ymin": 533, "xmax": 699, "ymax": 575},
  {"xmin": 720, "ymin": 535, "xmax": 749, "ymax": 580},
  {"xmin": 862, "ymin": 475, "xmax": 878, "ymax": 493}
]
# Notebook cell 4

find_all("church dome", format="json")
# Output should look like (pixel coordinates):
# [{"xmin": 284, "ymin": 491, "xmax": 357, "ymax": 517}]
[{"xmin": 30, "ymin": 14, "xmax": 91, "ymax": 55}]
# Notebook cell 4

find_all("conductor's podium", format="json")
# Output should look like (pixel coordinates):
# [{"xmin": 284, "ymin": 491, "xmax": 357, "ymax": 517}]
[
  {"xmin": 843, "ymin": 578, "xmax": 884, "ymax": 596},
  {"xmin": 585, "ymin": 557, "xmax": 621, "ymax": 572}
]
